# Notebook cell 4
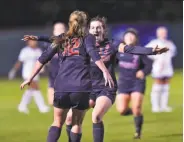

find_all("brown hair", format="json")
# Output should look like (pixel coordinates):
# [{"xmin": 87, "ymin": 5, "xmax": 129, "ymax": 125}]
[
  {"xmin": 89, "ymin": 16, "xmax": 107, "ymax": 37},
  {"xmin": 66, "ymin": 10, "xmax": 88, "ymax": 37},
  {"xmin": 51, "ymin": 10, "xmax": 88, "ymax": 50},
  {"xmin": 123, "ymin": 28, "xmax": 139, "ymax": 45}
]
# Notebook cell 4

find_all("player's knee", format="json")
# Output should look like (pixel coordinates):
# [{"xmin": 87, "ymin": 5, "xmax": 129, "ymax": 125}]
[
  {"xmin": 92, "ymin": 112, "xmax": 102, "ymax": 123},
  {"xmin": 71, "ymin": 125, "xmax": 81, "ymax": 133},
  {"xmin": 132, "ymin": 106, "xmax": 142, "ymax": 116},
  {"xmin": 117, "ymin": 107, "xmax": 127, "ymax": 115},
  {"xmin": 89, "ymin": 99, "xmax": 95, "ymax": 108}
]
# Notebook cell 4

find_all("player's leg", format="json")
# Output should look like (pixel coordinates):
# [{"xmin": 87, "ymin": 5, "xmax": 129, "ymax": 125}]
[
  {"xmin": 70, "ymin": 109, "xmax": 86, "ymax": 142},
  {"xmin": 160, "ymin": 78, "xmax": 172, "ymax": 112},
  {"xmin": 47, "ymin": 92, "xmax": 71, "ymax": 141},
  {"xmin": 116, "ymin": 94, "xmax": 132, "ymax": 115},
  {"xmin": 65, "ymin": 109, "xmax": 73, "ymax": 142},
  {"xmin": 131, "ymin": 92, "xmax": 144, "ymax": 139},
  {"xmin": 31, "ymin": 79, "xmax": 50, "ymax": 113},
  {"xmin": 18, "ymin": 81, "xmax": 33, "ymax": 113},
  {"xmin": 70, "ymin": 92, "xmax": 89, "ymax": 142},
  {"xmin": 65, "ymin": 92, "xmax": 94, "ymax": 142},
  {"xmin": 151, "ymin": 78, "xmax": 164, "ymax": 112},
  {"xmin": 47, "ymin": 107, "xmax": 69, "ymax": 142},
  {"xmin": 92, "ymin": 91, "xmax": 115, "ymax": 142}
]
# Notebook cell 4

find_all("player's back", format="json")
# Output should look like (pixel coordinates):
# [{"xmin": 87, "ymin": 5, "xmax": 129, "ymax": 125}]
[{"xmin": 54, "ymin": 35, "xmax": 94, "ymax": 92}]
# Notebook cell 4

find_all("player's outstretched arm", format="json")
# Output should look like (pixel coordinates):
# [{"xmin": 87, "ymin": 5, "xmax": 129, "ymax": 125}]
[
  {"xmin": 20, "ymin": 44, "xmax": 58, "ymax": 89},
  {"xmin": 22, "ymin": 35, "xmax": 52, "ymax": 43},
  {"xmin": 118, "ymin": 43, "xmax": 169, "ymax": 55},
  {"xmin": 22, "ymin": 34, "xmax": 65, "ymax": 43}
]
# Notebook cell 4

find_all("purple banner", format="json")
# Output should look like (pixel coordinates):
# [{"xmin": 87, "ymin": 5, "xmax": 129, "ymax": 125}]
[{"xmin": 109, "ymin": 23, "xmax": 169, "ymax": 45}]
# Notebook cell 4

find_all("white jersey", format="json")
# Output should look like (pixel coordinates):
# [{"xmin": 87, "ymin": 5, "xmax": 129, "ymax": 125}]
[
  {"xmin": 18, "ymin": 46, "xmax": 42, "ymax": 80},
  {"xmin": 145, "ymin": 39, "xmax": 177, "ymax": 78}
]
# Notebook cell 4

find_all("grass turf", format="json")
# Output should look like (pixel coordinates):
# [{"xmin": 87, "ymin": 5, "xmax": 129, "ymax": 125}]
[{"xmin": 0, "ymin": 71, "xmax": 182, "ymax": 142}]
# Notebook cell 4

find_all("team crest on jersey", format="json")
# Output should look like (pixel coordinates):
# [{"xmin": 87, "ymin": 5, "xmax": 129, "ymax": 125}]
[{"xmin": 62, "ymin": 38, "xmax": 81, "ymax": 56}]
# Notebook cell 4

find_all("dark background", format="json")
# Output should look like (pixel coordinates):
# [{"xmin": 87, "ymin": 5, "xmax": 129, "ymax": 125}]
[
  {"xmin": 0, "ymin": 0, "xmax": 182, "ymax": 76},
  {"xmin": 0, "ymin": 0, "xmax": 182, "ymax": 28}
]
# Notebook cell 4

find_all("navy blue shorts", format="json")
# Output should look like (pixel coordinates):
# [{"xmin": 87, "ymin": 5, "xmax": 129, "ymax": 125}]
[
  {"xmin": 118, "ymin": 79, "xmax": 146, "ymax": 94},
  {"xmin": 53, "ymin": 92, "xmax": 89, "ymax": 110},
  {"xmin": 89, "ymin": 89, "xmax": 116, "ymax": 104}
]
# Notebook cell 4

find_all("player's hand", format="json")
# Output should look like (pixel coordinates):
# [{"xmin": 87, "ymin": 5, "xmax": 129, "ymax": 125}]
[
  {"xmin": 20, "ymin": 79, "xmax": 32, "ymax": 90},
  {"xmin": 136, "ymin": 70, "xmax": 145, "ymax": 79},
  {"xmin": 103, "ymin": 70, "xmax": 114, "ymax": 88},
  {"xmin": 118, "ymin": 43, "xmax": 126, "ymax": 53},
  {"xmin": 153, "ymin": 45, "xmax": 169, "ymax": 54},
  {"xmin": 8, "ymin": 69, "xmax": 16, "ymax": 80},
  {"xmin": 22, "ymin": 35, "xmax": 38, "ymax": 41}
]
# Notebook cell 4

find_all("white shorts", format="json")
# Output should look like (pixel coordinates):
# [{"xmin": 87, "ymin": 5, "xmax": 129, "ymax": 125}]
[{"xmin": 151, "ymin": 70, "xmax": 173, "ymax": 79}]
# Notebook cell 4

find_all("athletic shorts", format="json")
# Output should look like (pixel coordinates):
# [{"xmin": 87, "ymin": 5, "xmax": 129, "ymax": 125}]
[
  {"xmin": 89, "ymin": 89, "xmax": 116, "ymax": 104},
  {"xmin": 53, "ymin": 92, "xmax": 89, "ymax": 110},
  {"xmin": 118, "ymin": 79, "xmax": 146, "ymax": 94}
]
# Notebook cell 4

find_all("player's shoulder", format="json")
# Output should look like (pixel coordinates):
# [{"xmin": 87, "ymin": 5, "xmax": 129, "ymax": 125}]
[
  {"xmin": 149, "ymin": 39, "xmax": 159, "ymax": 43},
  {"xmin": 20, "ymin": 46, "xmax": 30, "ymax": 52}
]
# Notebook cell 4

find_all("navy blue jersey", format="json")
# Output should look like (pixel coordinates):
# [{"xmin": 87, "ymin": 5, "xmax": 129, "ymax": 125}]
[
  {"xmin": 117, "ymin": 52, "xmax": 152, "ymax": 80},
  {"xmin": 39, "ymin": 41, "xmax": 60, "ymax": 79},
  {"xmin": 38, "ymin": 34, "xmax": 101, "ymax": 92},
  {"xmin": 90, "ymin": 39, "xmax": 120, "ymax": 91}
]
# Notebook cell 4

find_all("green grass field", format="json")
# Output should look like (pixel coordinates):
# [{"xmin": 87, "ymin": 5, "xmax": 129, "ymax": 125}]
[{"xmin": 0, "ymin": 71, "xmax": 182, "ymax": 142}]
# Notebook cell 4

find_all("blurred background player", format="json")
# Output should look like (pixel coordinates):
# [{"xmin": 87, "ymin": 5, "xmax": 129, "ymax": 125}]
[
  {"xmin": 145, "ymin": 26, "xmax": 177, "ymax": 113},
  {"xmin": 116, "ymin": 28, "xmax": 153, "ymax": 139},
  {"xmin": 24, "ymin": 22, "xmax": 66, "ymax": 105},
  {"xmin": 8, "ymin": 40, "xmax": 49, "ymax": 114},
  {"xmin": 43, "ymin": 22, "xmax": 66, "ymax": 105}
]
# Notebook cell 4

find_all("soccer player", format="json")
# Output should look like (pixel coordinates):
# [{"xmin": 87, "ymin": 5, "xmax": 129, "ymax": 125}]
[
  {"xmin": 20, "ymin": 10, "xmax": 114, "ymax": 142},
  {"xmin": 145, "ymin": 26, "xmax": 177, "ymax": 112},
  {"xmin": 8, "ymin": 40, "xmax": 49, "ymax": 114},
  {"xmin": 23, "ymin": 17, "xmax": 168, "ymax": 142},
  {"xmin": 43, "ymin": 22, "xmax": 66, "ymax": 105},
  {"xmin": 116, "ymin": 28, "xmax": 153, "ymax": 139},
  {"xmin": 64, "ymin": 17, "xmax": 169, "ymax": 142}
]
